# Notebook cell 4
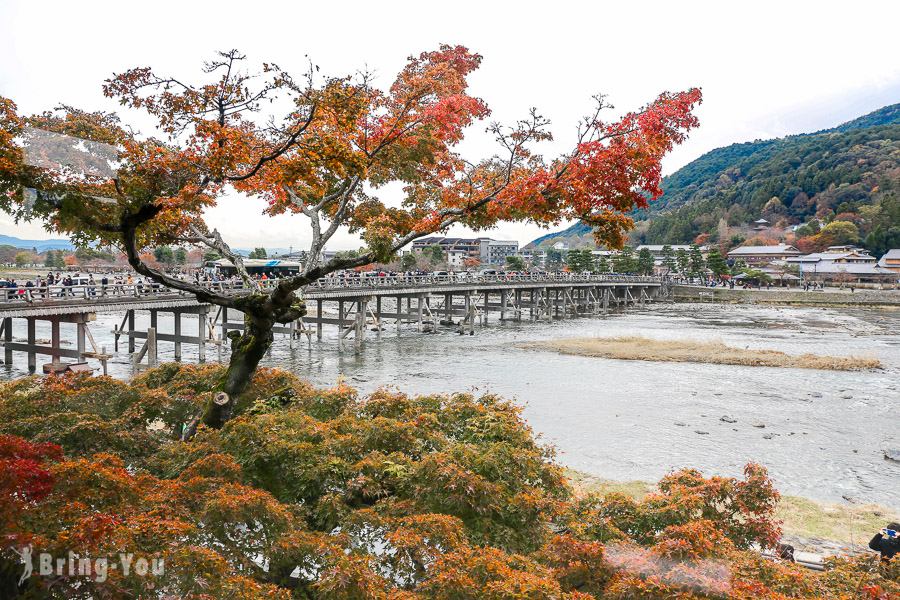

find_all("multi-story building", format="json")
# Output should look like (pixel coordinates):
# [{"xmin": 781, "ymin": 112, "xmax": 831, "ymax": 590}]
[
  {"xmin": 410, "ymin": 236, "xmax": 518, "ymax": 266},
  {"xmin": 785, "ymin": 247, "xmax": 876, "ymax": 267},
  {"xmin": 769, "ymin": 246, "xmax": 894, "ymax": 283},
  {"xmin": 485, "ymin": 240, "xmax": 519, "ymax": 265},
  {"xmin": 726, "ymin": 244, "xmax": 803, "ymax": 266},
  {"xmin": 878, "ymin": 249, "xmax": 900, "ymax": 273}
]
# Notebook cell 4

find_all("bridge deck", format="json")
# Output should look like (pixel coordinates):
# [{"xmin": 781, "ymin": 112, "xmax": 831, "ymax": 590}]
[{"xmin": 0, "ymin": 274, "xmax": 662, "ymax": 318}]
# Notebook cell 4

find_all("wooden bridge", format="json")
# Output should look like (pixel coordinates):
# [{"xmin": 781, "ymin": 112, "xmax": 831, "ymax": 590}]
[{"xmin": 0, "ymin": 273, "xmax": 668, "ymax": 374}]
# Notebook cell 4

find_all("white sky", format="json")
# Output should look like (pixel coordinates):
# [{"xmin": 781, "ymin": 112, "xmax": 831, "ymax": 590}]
[{"xmin": 3, "ymin": 0, "xmax": 900, "ymax": 251}]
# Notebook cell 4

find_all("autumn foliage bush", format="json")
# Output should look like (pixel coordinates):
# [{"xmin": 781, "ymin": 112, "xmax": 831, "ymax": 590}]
[{"xmin": 1, "ymin": 366, "xmax": 898, "ymax": 599}]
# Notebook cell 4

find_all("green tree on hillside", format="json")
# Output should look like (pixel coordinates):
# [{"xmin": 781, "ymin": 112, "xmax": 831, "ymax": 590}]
[
  {"xmin": 689, "ymin": 243, "xmax": 705, "ymax": 280},
  {"xmin": 248, "ymin": 247, "xmax": 267, "ymax": 259},
  {"xmin": 425, "ymin": 244, "xmax": 445, "ymax": 265},
  {"xmin": 817, "ymin": 221, "xmax": 859, "ymax": 248},
  {"xmin": 661, "ymin": 244, "xmax": 676, "ymax": 273},
  {"xmin": 612, "ymin": 246, "xmax": 635, "ymax": 273},
  {"xmin": 14, "ymin": 251, "xmax": 32, "ymax": 267},
  {"xmin": 400, "ymin": 253, "xmax": 417, "ymax": 270},
  {"xmin": 675, "ymin": 248, "xmax": 689, "ymax": 275},
  {"xmin": 565, "ymin": 249, "xmax": 593, "ymax": 273},
  {"xmin": 706, "ymin": 247, "xmax": 729, "ymax": 277},
  {"xmin": 595, "ymin": 254, "xmax": 610, "ymax": 273},
  {"xmin": 731, "ymin": 258, "xmax": 748, "ymax": 275},
  {"xmin": 175, "ymin": 248, "xmax": 187, "ymax": 265},
  {"xmin": 43, "ymin": 249, "xmax": 65, "ymax": 268},
  {"xmin": 741, "ymin": 268, "xmax": 773, "ymax": 284},
  {"xmin": 636, "ymin": 247, "xmax": 655, "ymax": 275},
  {"xmin": 505, "ymin": 255, "xmax": 525, "ymax": 271},
  {"xmin": 545, "ymin": 248, "xmax": 564, "ymax": 271},
  {"xmin": 154, "ymin": 246, "xmax": 175, "ymax": 265}
]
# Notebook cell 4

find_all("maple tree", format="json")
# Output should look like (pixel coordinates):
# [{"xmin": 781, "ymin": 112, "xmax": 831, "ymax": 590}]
[
  {"xmin": 1, "ymin": 367, "xmax": 898, "ymax": 599},
  {"xmin": 0, "ymin": 47, "xmax": 701, "ymax": 433}
]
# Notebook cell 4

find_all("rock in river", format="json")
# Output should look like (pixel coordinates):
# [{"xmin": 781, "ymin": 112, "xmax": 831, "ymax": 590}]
[{"xmin": 884, "ymin": 450, "xmax": 900, "ymax": 463}]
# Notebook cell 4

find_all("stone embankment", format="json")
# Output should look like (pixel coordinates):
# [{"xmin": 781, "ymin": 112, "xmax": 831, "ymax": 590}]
[{"xmin": 674, "ymin": 285, "xmax": 900, "ymax": 307}]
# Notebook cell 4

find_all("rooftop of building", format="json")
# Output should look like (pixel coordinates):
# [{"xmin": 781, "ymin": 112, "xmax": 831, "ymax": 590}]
[
  {"xmin": 727, "ymin": 244, "xmax": 802, "ymax": 255},
  {"xmin": 878, "ymin": 249, "xmax": 900, "ymax": 266}
]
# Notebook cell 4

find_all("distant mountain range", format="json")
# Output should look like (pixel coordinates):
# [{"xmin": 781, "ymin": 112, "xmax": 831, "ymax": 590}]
[
  {"xmin": 0, "ymin": 233, "xmax": 301, "ymax": 257},
  {"xmin": 0, "ymin": 234, "xmax": 74, "ymax": 251},
  {"xmin": 527, "ymin": 101, "xmax": 900, "ymax": 248}
]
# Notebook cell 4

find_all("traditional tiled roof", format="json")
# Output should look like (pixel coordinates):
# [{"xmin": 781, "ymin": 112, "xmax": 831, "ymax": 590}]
[
  {"xmin": 878, "ymin": 249, "xmax": 900, "ymax": 267},
  {"xmin": 727, "ymin": 245, "xmax": 801, "ymax": 256}
]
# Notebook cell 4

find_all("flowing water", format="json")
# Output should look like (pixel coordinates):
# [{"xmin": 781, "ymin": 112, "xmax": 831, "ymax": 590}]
[{"xmin": 2, "ymin": 302, "xmax": 898, "ymax": 508}]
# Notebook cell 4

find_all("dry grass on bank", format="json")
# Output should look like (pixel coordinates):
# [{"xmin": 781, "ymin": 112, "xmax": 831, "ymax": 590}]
[
  {"xmin": 564, "ymin": 469, "xmax": 900, "ymax": 545},
  {"xmin": 527, "ymin": 336, "xmax": 881, "ymax": 371}
]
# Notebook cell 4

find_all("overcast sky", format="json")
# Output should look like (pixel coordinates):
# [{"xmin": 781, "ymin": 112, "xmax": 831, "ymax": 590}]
[{"xmin": 3, "ymin": 0, "xmax": 900, "ymax": 251}]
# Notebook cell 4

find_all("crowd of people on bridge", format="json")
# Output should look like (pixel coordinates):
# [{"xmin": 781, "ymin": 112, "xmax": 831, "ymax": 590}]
[{"xmin": 2, "ymin": 266, "xmax": 655, "ymax": 300}]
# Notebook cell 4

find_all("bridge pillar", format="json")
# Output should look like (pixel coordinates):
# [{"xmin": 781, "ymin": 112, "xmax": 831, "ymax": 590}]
[
  {"xmin": 76, "ymin": 321, "xmax": 86, "ymax": 358},
  {"xmin": 50, "ymin": 318, "xmax": 61, "ymax": 368},
  {"xmin": 128, "ymin": 310, "xmax": 136, "ymax": 353},
  {"xmin": 375, "ymin": 297, "xmax": 382, "ymax": 337},
  {"xmin": 27, "ymin": 318, "xmax": 36, "ymax": 371},
  {"xmin": 2, "ymin": 317, "xmax": 11, "ymax": 365},
  {"xmin": 173, "ymin": 310, "xmax": 182, "ymax": 362},
  {"xmin": 483, "ymin": 293, "xmax": 489, "ymax": 324},
  {"xmin": 198, "ymin": 312, "xmax": 207, "ymax": 362},
  {"xmin": 221, "ymin": 308, "xmax": 228, "ymax": 344},
  {"xmin": 500, "ymin": 290, "xmax": 508, "ymax": 320},
  {"xmin": 317, "ymin": 300, "xmax": 323, "ymax": 340},
  {"xmin": 337, "ymin": 301, "xmax": 346, "ymax": 352},
  {"xmin": 417, "ymin": 296, "xmax": 424, "ymax": 332},
  {"xmin": 355, "ymin": 299, "xmax": 366, "ymax": 355}
]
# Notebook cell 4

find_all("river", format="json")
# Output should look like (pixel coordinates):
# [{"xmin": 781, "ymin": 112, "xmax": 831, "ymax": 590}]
[{"xmin": 2, "ymin": 302, "xmax": 898, "ymax": 508}]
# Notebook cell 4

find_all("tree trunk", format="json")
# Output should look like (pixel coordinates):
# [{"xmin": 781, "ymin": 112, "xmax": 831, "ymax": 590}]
[{"xmin": 201, "ymin": 314, "xmax": 274, "ymax": 430}]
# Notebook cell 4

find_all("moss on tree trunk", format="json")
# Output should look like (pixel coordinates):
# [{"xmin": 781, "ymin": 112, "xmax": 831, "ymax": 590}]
[{"xmin": 201, "ymin": 314, "xmax": 274, "ymax": 430}]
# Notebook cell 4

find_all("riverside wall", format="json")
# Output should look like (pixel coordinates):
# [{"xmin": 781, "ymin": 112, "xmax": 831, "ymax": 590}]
[{"xmin": 673, "ymin": 285, "xmax": 900, "ymax": 307}]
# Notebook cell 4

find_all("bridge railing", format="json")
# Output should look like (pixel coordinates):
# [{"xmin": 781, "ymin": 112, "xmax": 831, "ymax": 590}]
[{"xmin": 0, "ymin": 273, "xmax": 660, "ymax": 304}]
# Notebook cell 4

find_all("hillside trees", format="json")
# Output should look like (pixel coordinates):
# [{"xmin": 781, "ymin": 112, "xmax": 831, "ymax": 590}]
[
  {"xmin": 612, "ymin": 245, "xmax": 635, "ymax": 273},
  {"xmin": 689, "ymin": 243, "xmax": 705, "ymax": 279},
  {"xmin": 660, "ymin": 244, "xmax": 676, "ymax": 273},
  {"xmin": 13, "ymin": 251, "xmax": 32, "ymax": 267},
  {"xmin": 153, "ymin": 246, "xmax": 175, "ymax": 265},
  {"xmin": 706, "ymin": 247, "xmax": 729, "ymax": 277},
  {"xmin": 637, "ymin": 115, "xmax": 900, "ymax": 247},
  {"xmin": 675, "ymin": 247, "xmax": 689, "ymax": 274},
  {"xmin": 505, "ymin": 255, "xmax": 525, "ymax": 270},
  {"xmin": 566, "ymin": 248, "xmax": 594, "ymax": 273},
  {"xmin": 0, "ymin": 48, "xmax": 700, "ymax": 433},
  {"xmin": 595, "ymin": 254, "xmax": 610, "ymax": 273},
  {"xmin": 546, "ymin": 248, "xmax": 565, "ymax": 271},
  {"xmin": 400, "ymin": 252, "xmax": 417, "ymax": 270},
  {"xmin": 423, "ymin": 244, "xmax": 446, "ymax": 265},
  {"xmin": 42, "ymin": 249, "xmax": 65, "ymax": 268},
  {"xmin": 636, "ymin": 247, "xmax": 655, "ymax": 274}
]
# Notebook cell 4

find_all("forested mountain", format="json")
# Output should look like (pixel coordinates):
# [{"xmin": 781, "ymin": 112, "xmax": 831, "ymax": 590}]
[
  {"xmin": 633, "ymin": 103, "xmax": 900, "ymax": 252},
  {"xmin": 528, "ymin": 102, "xmax": 900, "ymax": 256},
  {"xmin": 527, "ymin": 222, "xmax": 593, "ymax": 247}
]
